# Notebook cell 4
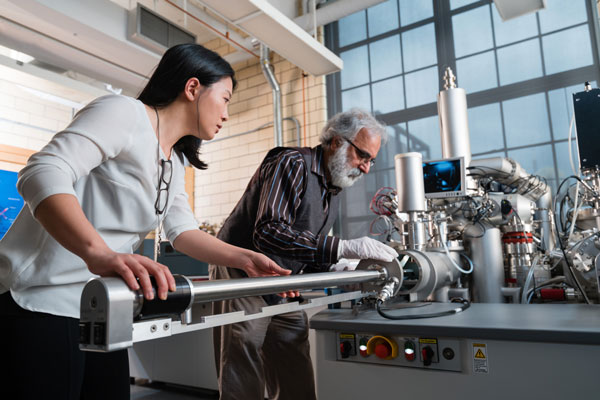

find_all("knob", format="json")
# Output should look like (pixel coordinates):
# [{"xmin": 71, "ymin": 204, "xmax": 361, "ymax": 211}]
[
  {"xmin": 340, "ymin": 340, "xmax": 352, "ymax": 358},
  {"xmin": 422, "ymin": 346, "xmax": 434, "ymax": 366}
]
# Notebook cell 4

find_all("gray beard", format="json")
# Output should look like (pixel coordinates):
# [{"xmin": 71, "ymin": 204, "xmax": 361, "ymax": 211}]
[{"xmin": 328, "ymin": 142, "xmax": 363, "ymax": 188}]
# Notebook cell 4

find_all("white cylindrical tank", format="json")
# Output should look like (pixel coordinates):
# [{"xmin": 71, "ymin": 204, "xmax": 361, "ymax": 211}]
[
  {"xmin": 438, "ymin": 67, "xmax": 472, "ymax": 166},
  {"xmin": 395, "ymin": 152, "xmax": 426, "ymax": 212}
]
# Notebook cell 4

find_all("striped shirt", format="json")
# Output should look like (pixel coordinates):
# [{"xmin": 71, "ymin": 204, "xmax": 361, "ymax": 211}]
[{"xmin": 253, "ymin": 146, "xmax": 341, "ymax": 266}]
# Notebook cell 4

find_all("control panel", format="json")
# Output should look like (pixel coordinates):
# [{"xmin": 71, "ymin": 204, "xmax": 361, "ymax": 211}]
[{"xmin": 336, "ymin": 332, "xmax": 461, "ymax": 372}]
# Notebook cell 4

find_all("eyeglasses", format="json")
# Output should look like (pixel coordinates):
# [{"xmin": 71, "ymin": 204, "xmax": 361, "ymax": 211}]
[
  {"xmin": 154, "ymin": 159, "xmax": 172, "ymax": 215},
  {"xmin": 342, "ymin": 137, "xmax": 376, "ymax": 167}
]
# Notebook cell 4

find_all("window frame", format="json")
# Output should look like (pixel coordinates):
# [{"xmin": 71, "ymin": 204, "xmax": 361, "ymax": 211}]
[{"xmin": 326, "ymin": 0, "xmax": 600, "ymax": 238}]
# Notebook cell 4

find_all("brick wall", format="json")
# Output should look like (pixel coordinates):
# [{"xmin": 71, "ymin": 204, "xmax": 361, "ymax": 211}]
[
  {"xmin": 195, "ymin": 38, "xmax": 329, "ymax": 227},
  {"xmin": 0, "ymin": 78, "xmax": 78, "ymax": 171}
]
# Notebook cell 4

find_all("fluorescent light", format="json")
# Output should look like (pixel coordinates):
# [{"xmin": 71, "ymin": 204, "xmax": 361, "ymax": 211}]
[
  {"xmin": 0, "ymin": 44, "xmax": 34, "ymax": 64},
  {"xmin": 493, "ymin": 0, "xmax": 546, "ymax": 21}
]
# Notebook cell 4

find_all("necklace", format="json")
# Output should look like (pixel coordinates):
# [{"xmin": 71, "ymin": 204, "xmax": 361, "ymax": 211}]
[{"xmin": 153, "ymin": 106, "xmax": 163, "ymax": 261}]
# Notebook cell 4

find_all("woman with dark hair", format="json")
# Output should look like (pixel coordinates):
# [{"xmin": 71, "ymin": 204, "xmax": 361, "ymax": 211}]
[{"xmin": 0, "ymin": 43, "xmax": 291, "ymax": 399}]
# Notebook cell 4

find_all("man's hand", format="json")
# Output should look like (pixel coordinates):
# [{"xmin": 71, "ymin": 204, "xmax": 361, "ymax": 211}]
[
  {"xmin": 338, "ymin": 237, "xmax": 398, "ymax": 262},
  {"xmin": 329, "ymin": 258, "xmax": 360, "ymax": 272}
]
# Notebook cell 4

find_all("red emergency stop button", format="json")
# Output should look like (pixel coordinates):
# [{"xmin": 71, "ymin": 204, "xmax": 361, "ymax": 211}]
[
  {"xmin": 366, "ymin": 335, "xmax": 398, "ymax": 360},
  {"xmin": 375, "ymin": 342, "xmax": 391, "ymax": 359}
]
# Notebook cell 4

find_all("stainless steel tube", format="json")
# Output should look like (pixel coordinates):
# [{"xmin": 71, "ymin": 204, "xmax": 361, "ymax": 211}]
[
  {"xmin": 260, "ymin": 44, "xmax": 283, "ymax": 147},
  {"xmin": 395, "ymin": 152, "xmax": 426, "ymax": 212},
  {"xmin": 189, "ymin": 270, "xmax": 385, "ymax": 303},
  {"xmin": 438, "ymin": 67, "xmax": 472, "ymax": 166}
]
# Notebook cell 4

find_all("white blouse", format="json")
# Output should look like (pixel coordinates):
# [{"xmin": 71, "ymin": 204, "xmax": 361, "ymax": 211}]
[{"xmin": 0, "ymin": 95, "xmax": 199, "ymax": 318}]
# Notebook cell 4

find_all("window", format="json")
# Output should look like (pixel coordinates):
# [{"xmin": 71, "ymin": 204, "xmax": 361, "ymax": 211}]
[{"xmin": 326, "ymin": 0, "xmax": 600, "ymax": 239}]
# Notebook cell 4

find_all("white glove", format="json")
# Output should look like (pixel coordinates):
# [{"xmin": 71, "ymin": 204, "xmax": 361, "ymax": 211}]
[
  {"xmin": 329, "ymin": 258, "xmax": 360, "ymax": 272},
  {"xmin": 338, "ymin": 237, "xmax": 398, "ymax": 262}
]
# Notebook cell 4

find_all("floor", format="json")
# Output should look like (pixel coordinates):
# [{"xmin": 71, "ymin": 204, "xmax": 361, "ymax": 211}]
[{"xmin": 131, "ymin": 382, "xmax": 219, "ymax": 400}]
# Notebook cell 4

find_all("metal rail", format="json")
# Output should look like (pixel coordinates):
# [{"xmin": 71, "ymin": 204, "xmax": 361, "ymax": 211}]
[{"xmin": 187, "ymin": 269, "xmax": 384, "ymax": 303}]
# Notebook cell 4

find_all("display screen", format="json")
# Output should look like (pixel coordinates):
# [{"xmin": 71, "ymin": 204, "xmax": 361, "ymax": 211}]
[
  {"xmin": 0, "ymin": 170, "xmax": 24, "ymax": 240},
  {"xmin": 573, "ymin": 88, "xmax": 600, "ymax": 169},
  {"xmin": 423, "ymin": 158, "xmax": 464, "ymax": 197}
]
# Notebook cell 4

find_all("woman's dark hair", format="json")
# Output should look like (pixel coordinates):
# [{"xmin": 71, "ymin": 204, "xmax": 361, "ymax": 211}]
[{"xmin": 138, "ymin": 43, "xmax": 237, "ymax": 170}]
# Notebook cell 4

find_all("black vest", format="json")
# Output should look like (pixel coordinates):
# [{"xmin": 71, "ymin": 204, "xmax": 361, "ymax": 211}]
[{"xmin": 217, "ymin": 146, "xmax": 340, "ymax": 276}]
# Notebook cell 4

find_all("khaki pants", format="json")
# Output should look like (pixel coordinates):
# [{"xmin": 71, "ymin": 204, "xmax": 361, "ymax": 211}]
[{"xmin": 209, "ymin": 265, "xmax": 317, "ymax": 400}]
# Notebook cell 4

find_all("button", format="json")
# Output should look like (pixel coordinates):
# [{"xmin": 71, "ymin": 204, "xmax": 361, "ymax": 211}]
[
  {"xmin": 359, "ymin": 337, "xmax": 369, "ymax": 357},
  {"xmin": 375, "ymin": 342, "xmax": 391, "ymax": 359},
  {"xmin": 366, "ymin": 335, "xmax": 398, "ymax": 360},
  {"xmin": 404, "ymin": 340, "xmax": 416, "ymax": 361}
]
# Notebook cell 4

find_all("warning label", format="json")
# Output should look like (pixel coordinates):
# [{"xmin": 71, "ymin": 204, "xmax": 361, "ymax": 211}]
[{"xmin": 472, "ymin": 343, "xmax": 488, "ymax": 373}]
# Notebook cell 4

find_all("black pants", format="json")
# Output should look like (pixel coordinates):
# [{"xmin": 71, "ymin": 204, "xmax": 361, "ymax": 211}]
[{"xmin": 0, "ymin": 292, "xmax": 130, "ymax": 400}]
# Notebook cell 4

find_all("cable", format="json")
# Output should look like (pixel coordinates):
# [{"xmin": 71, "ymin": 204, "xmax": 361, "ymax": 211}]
[
  {"xmin": 369, "ymin": 215, "xmax": 393, "ymax": 237},
  {"xmin": 376, "ymin": 298, "xmax": 470, "ymax": 320},
  {"xmin": 440, "ymin": 231, "xmax": 473, "ymax": 274},
  {"xmin": 521, "ymin": 255, "xmax": 541, "ymax": 303},
  {"xmin": 462, "ymin": 221, "xmax": 486, "ymax": 239},
  {"xmin": 567, "ymin": 182, "xmax": 580, "ymax": 243},
  {"xmin": 369, "ymin": 187, "xmax": 397, "ymax": 216},
  {"xmin": 552, "ymin": 176, "xmax": 591, "ymax": 304}
]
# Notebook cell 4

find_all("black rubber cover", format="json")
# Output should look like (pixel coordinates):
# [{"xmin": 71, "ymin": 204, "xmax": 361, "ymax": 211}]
[{"xmin": 136, "ymin": 274, "xmax": 192, "ymax": 320}]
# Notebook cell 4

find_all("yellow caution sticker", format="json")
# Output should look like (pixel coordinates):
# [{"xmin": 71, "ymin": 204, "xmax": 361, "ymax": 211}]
[
  {"xmin": 472, "ymin": 343, "xmax": 488, "ymax": 373},
  {"xmin": 419, "ymin": 338, "xmax": 437, "ymax": 344},
  {"xmin": 339, "ymin": 333, "xmax": 355, "ymax": 339}
]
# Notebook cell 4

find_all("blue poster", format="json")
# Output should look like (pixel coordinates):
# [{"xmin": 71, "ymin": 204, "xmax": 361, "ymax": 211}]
[{"xmin": 0, "ymin": 170, "xmax": 24, "ymax": 240}]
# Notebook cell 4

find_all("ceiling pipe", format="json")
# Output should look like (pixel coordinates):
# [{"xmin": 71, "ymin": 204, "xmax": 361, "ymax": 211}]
[
  {"xmin": 260, "ymin": 44, "xmax": 283, "ymax": 147},
  {"xmin": 293, "ymin": 0, "xmax": 387, "ymax": 31},
  {"xmin": 166, "ymin": 0, "xmax": 258, "ymax": 59}
]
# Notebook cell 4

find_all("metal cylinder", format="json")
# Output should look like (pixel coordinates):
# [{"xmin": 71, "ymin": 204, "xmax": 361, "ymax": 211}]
[
  {"xmin": 395, "ymin": 152, "xmax": 426, "ymax": 212},
  {"xmin": 395, "ymin": 249, "xmax": 461, "ymax": 302},
  {"xmin": 466, "ymin": 224, "xmax": 505, "ymax": 303},
  {"xmin": 438, "ymin": 68, "xmax": 472, "ymax": 166},
  {"xmin": 188, "ymin": 270, "xmax": 384, "ymax": 303}
]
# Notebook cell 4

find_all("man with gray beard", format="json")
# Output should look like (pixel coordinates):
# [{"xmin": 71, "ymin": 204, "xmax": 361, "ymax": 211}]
[{"xmin": 209, "ymin": 108, "xmax": 397, "ymax": 400}]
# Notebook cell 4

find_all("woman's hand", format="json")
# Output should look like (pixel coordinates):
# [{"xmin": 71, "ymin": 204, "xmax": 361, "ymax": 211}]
[
  {"xmin": 172, "ymin": 230, "xmax": 299, "ymax": 298},
  {"xmin": 84, "ymin": 249, "xmax": 176, "ymax": 301}
]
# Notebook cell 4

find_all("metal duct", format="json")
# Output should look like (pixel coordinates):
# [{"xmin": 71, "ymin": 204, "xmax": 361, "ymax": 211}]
[{"xmin": 260, "ymin": 44, "xmax": 283, "ymax": 147}]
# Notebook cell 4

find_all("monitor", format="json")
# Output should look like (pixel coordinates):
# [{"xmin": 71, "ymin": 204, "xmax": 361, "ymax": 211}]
[
  {"xmin": 422, "ymin": 157, "xmax": 467, "ymax": 199},
  {"xmin": 573, "ymin": 88, "xmax": 600, "ymax": 170},
  {"xmin": 0, "ymin": 170, "xmax": 24, "ymax": 240}
]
